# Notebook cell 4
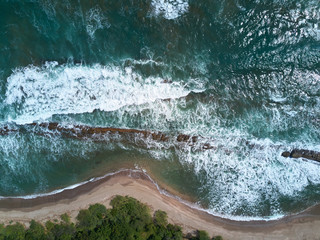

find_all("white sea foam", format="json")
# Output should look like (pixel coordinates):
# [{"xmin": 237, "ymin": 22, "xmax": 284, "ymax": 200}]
[
  {"xmin": 2, "ymin": 61, "xmax": 320, "ymax": 218},
  {"xmin": 178, "ymin": 136, "xmax": 320, "ymax": 217},
  {"xmin": 106, "ymin": 87, "xmax": 320, "ymax": 217},
  {"xmin": 85, "ymin": 6, "xmax": 110, "ymax": 38},
  {"xmin": 151, "ymin": 0, "xmax": 189, "ymax": 20},
  {"xmin": 5, "ymin": 62, "xmax": 190, "ymax": 124}
]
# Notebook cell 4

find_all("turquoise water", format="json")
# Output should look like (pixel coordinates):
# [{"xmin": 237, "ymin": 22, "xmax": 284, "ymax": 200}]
[{"xmin": 0, "ymin": 0, "xmax": 319, "ymax": 219}]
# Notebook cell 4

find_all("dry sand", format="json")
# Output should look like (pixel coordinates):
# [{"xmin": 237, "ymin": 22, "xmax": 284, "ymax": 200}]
[{"xmin": 0, "ymin": 169, "xmax": 320, "ymax": 240}]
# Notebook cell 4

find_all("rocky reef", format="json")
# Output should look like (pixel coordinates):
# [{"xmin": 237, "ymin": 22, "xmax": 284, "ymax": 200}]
[{"xmin": 282, "ymin": 149, "xmax": 320, "ymax": 163}]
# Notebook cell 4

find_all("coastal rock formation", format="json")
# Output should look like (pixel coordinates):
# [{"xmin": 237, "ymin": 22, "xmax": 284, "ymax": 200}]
[
  {"xmin": 281, "ymin": 149, "xmax": 320, "ymax": 163},
  {"xmin": 0, "ymin": 126, "xmax": 18, "ymax": 135},
  {"xmin": 3, "ymin": 123, "xmax": 320, "ymax": 162},
  {"xmin": 0, "ymin": 122, "xmax": 214, "ymax": 151}
]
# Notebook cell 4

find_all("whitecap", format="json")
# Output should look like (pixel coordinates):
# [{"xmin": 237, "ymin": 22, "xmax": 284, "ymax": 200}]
[
  {"xmin": 4, "ymin": 62, "xmax": 190, "ymax": 124},
  {"xmin": 151, "ymin": 0, "xmax": 189, "ymax": 20}
]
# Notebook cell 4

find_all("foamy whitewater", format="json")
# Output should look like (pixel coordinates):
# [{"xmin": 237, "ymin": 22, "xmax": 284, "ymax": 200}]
[
  {"xmin": 5, "ymin": 62, "xmax": 190, "ymax": 124},
  {"xmin": 0, "ymin": 0, "xmax": 319, "ymax": 220},
  {"xmin": 151, "ymin": 0, "xmax": 189, "ymax": 20}
]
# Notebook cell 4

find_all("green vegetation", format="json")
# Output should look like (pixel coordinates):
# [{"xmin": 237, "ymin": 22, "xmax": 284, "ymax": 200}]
[{"xmin": 0, "ymin": 195, "xmax": 223, "ymax": 240}]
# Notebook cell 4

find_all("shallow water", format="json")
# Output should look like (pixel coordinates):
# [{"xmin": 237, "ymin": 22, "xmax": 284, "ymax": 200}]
[{"xmin": 0, "ymin": 0, "xmax": 319, "ymax": 219}]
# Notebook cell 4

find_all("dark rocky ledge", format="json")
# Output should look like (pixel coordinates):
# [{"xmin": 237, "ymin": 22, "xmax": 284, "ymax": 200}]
[
  {"xmin": 3, "ymin": 123, "xmax": 320, "ymax": 161},
  {"xmin": 0, "ymin": 122, "xmax": 215, "ymax": 151},
  {"xmin": 282, "ymin": 149, "xmax": 320, "ymax": 163}
]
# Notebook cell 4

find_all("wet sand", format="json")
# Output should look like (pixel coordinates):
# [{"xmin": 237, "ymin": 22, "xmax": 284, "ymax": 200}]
[{"xmin": 0, "ymin": 169, "xmax": 320, "ymax": 240}]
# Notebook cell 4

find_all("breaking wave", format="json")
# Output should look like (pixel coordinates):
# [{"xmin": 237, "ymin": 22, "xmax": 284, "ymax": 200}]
[{"xmin": 4, "ymin": 61, "xmax": 190, "ymax": 124}]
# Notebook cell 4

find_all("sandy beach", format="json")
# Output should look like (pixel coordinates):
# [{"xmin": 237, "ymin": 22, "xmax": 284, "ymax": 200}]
[{"xmin": 0, "ymin": 169, "xmax": 320, "ymax": 240}]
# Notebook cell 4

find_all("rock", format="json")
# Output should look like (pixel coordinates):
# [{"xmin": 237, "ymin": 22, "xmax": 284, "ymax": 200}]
[
  {"xmin": 0, "ymin": 123, "xmax": 215, "ymax": 151},
  {"xmin": 281, "ymin": 149, "xmax": 320, "ymax": 163},
  {"xmin": 281, "ymin": 151, "xmax": 290, "ymax": 158}
]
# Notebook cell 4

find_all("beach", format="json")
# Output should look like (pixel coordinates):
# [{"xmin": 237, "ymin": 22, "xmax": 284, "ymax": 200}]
[{"xmin": 0, "ymin": 169, "xmax": 320, "ymax": 240}]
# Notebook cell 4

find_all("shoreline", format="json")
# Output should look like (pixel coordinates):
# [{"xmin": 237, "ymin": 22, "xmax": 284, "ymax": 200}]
[{"xmin": 0, "ymin": 169, "xmax": 320, "ymax": 239}]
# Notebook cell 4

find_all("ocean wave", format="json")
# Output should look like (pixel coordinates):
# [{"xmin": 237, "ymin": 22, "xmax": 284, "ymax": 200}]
[{"xmin": 4, "ymin": 61, "xmax": 190, "ymax": 124}]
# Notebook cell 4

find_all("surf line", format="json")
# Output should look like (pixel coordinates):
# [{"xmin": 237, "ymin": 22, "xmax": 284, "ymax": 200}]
[{"xmin": 0, "ymin": 122, "xmax": 319, "ymax": 162}]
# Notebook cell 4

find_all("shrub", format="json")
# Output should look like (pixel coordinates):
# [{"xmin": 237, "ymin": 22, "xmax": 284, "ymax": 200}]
[
  {"xmin": 60, "ymin": 213, "xmax": 71, "ymax": 224},
  {"xmin": 198, "ymin": 230, "xmax": 210, "ymax": 240},
  {"xmin": 76, "ymin": 209, "xmax": 95, "ymax": 231},
  {"xmin": 212, "ymin": 236, "xmax": 223, "ymax": 240},
  {"xmin": 49, "ymin": 222, "xmax": 75, "ymax": 240},
  {"xmin": 88, "ymin": 203, "xmax": 108, "ymax": 219},
  {"xmin": 3, "ymin": 222, "xmax": 25, "ymax": 240},
  {"xmin": 25, "ymin": 220, "xmax": 46, "ymax": 240},
  {"xmin": 154, "ymin": 210, "xmax": 168, "ymax": 227}
]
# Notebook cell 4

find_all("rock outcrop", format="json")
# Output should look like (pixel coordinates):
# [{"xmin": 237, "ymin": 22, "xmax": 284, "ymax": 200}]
[
  {"xmin": 3, "ymin": 123, "xmax": 320, "ymax": 160},
  {"xmin": 0, "ymin": 122, "xmax": 214, "ymax": 150},
  {"xmin": 282, "ymin": 149, "xmax": 320, "ymax": 163}
]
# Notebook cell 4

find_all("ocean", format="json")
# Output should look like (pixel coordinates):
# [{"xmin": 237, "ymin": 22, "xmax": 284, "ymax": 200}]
[{"xmin": 0, "ymin": 0, "xmax": 319, "ymax": 220}]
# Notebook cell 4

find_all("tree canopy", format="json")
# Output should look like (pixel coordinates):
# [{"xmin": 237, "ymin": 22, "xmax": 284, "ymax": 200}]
[{"xmin": 0, "ymin": 195, "xmax": 223, "ymax": 240}]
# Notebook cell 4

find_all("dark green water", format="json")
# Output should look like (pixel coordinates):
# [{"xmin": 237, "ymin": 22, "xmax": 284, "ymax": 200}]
[{"xmin": 0, "ymin": 0, "xmax": 319, "ymax": 219}]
